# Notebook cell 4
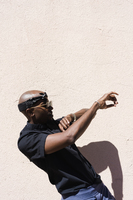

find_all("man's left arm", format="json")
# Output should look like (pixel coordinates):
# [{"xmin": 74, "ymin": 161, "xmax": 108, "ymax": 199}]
[{"xmin": 59, "ymin": 109, "xmax": 89, "ymax": 132}]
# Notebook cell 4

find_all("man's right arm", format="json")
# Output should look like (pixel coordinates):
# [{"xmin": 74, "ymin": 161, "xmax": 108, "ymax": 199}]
[{"xmin": 45, "ymin": 92, "xmax": 118, "ymax": 155}]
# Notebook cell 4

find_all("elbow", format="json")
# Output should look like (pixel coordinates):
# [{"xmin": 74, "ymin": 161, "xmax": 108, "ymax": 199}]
[
  {"xmin": 67, "ymin": 135, "xmax": 76, "ymax": 145},
  {"xmin": 65, "ymin": 122, "xmax": 80, "ymax": 145},
  {"xmin": 66, "ymin": 130, "xmax": 77, "ymax": 145}
]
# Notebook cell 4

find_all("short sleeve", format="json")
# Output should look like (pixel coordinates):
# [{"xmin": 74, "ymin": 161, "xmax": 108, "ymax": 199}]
[{"xmin": 18, "ymin": 131, "xmax": 48, "ymax": 161}]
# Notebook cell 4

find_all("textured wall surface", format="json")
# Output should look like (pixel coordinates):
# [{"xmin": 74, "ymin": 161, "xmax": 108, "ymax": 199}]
[{"xmin": 0, "ymin": 1, "xmax": 133, "ymax": 199}]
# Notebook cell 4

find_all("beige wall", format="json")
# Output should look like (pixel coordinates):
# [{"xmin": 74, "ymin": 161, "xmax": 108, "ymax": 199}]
[{"xmin": 1, "ymin": 0, "xmax": 133, "ymax": 199}]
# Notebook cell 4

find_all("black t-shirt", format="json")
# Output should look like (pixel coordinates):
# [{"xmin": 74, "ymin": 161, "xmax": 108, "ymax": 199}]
[{"xmin": 18, "ymin": 119, "xmax": 101, "ymax": 198}]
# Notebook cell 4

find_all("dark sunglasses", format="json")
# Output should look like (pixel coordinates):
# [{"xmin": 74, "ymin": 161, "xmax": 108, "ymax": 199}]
[{"xmin": 30, "ymin": 101, "xmax": 53, "ymax": 109}]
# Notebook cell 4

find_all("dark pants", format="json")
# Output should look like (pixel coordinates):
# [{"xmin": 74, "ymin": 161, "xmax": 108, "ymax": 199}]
[{"xmin": 61, "ymin": 182, "xmax": 116, "ymax": 200}]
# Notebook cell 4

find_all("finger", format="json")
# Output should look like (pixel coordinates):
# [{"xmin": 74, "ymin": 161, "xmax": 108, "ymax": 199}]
[
  {"xmin": 110, "ymin": 95, "xmax": 119, "ymax": 104},
  {"xmin": 63, "ymin": 117, "xmax": 70, "ymax": 127},
  {"xmin": 110, "ymin": 94, "xmax": 117, "ymax": 99},
  {"xmin": 63, "ymin": 117, "xmax": 70, "ymax": 126},
  {"xmin": 108, "ymin": 92, "xmax": 119, "ymax": 100},
  {"xmin": 60, "ymin": 120, "xmax": 68, "ymax": 129},
  {"xmin": 100, "ymin": 92, "xmax": 118, "ymax": 102},
  {"xmin": 109, "ymin": 91, "xmax": 119, "ymax": 95},
  {"xmin": 60, "ymin": 117, "xmax": 70, "ymax": 129},
  {"xmin": 61, "ymin": 118, "xmax": 70, "ymax": 128},
  {"xmin": 65, "ymin": 117, "xmax": 70, "ymax": 125},
  {"xmin": 106, "ymin": 104, "xmax": 116, "ymax": 108},
  {"xmin": 105, "ymin": 93, "xmax": 118, "ymax": 103},
  {"xmin": 108, "ymin": 95, "xmax": 118, "ymax": 103},
  {"xmin": 58, "ymin": 123, "xmax": 65, "ymax": 132}
]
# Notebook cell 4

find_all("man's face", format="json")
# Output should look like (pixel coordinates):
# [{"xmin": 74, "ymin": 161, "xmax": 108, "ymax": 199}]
[{"xmin": 30, "ymin": 97, "xmax": 53, "ymax": 124}]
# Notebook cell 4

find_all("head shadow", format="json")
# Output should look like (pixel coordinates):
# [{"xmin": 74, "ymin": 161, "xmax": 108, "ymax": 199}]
[{"xmin": 78, "ymin": 141, "xmax": 123, "ymax": 200}]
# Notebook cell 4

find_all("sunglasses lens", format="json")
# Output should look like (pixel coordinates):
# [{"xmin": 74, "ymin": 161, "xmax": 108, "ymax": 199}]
[{"xmin": 46, "ymin": 101, "xmax": 52, "ymax": 108}]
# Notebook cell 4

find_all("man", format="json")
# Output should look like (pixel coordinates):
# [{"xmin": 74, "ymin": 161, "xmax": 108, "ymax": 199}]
[{"xmin": 18, "ymin": 90, "xmax": 118, "ymax": 200}]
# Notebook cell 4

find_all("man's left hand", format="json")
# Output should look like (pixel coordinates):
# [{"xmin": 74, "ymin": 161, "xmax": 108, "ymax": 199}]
[{"xmin": 59, "ymin": 115, "xmax": 73, "ymax": 132}]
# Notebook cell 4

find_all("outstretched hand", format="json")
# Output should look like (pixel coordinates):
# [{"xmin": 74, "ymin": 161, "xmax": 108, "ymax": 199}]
[{"xmin": 97, "ymin": 91, "xmax": 118, "ymax": 109}]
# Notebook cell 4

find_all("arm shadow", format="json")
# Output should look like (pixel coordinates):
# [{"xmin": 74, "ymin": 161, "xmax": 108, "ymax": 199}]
[{"xmin": 78, "ymin": 141, "xmax": 123, "ymax": 200}]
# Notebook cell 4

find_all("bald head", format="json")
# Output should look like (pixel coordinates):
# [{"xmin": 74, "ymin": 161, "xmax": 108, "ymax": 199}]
[
  {"xmin": 18, "ymin": 90, "xmax": 53, "ymax": 124},
  {"xmin": 19, "ymin": 90, "xmax": 45, "ymax": 104}
]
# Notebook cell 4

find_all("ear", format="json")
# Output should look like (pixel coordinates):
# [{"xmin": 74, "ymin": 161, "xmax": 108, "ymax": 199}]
[{"xmin": 26, "ymin": 108, "xmax": 35, "ymax": 118}]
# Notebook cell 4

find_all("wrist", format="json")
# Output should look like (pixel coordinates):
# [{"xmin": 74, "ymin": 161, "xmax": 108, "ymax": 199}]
[
  {"xmin": 72, "ymin": 113, "xmax": 76, "ymax": 122},
  {"xmin": 70, "ymin": 113, "xmax": 76, "ymax": 122},
  {"xmin": 93, "ymin": 101, "xmax": 100, "ymax": 110},
  {"xmin": 95, "ymin": 101, "xmax": 101, "ymax": 109}
]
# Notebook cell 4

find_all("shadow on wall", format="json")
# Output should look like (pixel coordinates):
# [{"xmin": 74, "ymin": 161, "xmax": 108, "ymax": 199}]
[{"xmin": 78, "ymin": 141, "xmax": 123, "ymax": 200}]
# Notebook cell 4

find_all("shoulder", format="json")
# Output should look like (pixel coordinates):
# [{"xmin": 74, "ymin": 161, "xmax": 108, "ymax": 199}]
[{"xmin": 17, "ymin": 123, "xmax": 49, "ymax": 160}]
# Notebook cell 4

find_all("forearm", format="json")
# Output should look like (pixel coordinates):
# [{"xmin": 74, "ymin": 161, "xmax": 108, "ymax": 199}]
[
  {"xmin": 66, "ymin": 102, "xmax": 99, "ymax": 142},
  {"xmin": 66, "ymin": 108, "xmax": 89, "ymax": 123},
  {"xmin": 68, "ymin": 91, "xmax": 118, "ymax": 142},
  {"xmin": 73, "ymin": 108, "xmax": 89, "ymax": 121}
]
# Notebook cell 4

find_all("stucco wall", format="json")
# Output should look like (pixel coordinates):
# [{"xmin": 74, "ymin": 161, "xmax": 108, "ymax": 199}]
[{"xmin": 1, "ymin": 1, "xmax": 133, "ymax": 199}]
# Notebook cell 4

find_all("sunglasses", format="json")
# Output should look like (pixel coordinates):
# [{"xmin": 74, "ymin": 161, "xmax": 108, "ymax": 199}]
[{"xmin": 30, "ymin": 101, "xmax": 53, "ymax": 109}]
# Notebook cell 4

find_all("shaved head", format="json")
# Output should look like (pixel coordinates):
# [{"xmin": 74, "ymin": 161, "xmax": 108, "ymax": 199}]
[
  {"xmin": 18, "ymin": 90, "xmax": 53, "ymax": 124},
  {"xmin": 18, "ymin": 90, "xmax": 45, "ymax": 104},
  {"xmin": 18, "ymin": 90, "xmax": 49, "ymax": 122}
]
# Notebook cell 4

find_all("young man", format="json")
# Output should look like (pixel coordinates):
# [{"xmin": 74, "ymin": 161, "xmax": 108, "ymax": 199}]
[{"xmin": 18, "ymin": 90, "xmax": 118, "ymax": 200}]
